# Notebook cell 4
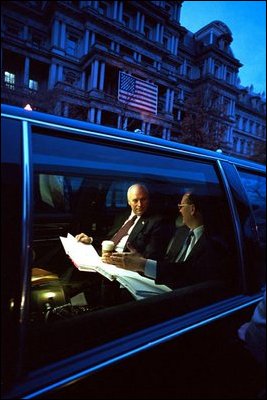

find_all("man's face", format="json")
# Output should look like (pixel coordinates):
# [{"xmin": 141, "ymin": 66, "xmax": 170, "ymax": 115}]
[
  {"xmin": 178, "ymin": 194, "xmax": 193, "ymax": 226},
  {"xmin": 128, "ymin": 187, "xmax": 149, "ymax": 216}
]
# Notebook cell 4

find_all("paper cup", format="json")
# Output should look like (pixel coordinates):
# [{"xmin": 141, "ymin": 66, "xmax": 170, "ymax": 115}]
[{"xmin": 101, "ymin": 240, "xmax": 115, "ymax": 256}]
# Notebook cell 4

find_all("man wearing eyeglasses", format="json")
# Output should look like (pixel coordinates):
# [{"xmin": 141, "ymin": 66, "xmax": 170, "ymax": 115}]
[{"xmin": 103, "ymin": 192, "xmax": 229, "ymax": 289}]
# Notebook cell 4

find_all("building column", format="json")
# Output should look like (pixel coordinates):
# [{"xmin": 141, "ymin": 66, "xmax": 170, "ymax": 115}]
[
  {"xmin": 96, "ymin": 109, "xmax": 102, "ymax": 124},
  {"xmin": 23, "ymin": 25, "xmax": 28, "ymax": 41},
  {"xmin": 84, "ymin": 29, "xmax": 89, "ymax": 55},
  {"xmin": 113, "ymin": 1, "xmax": 118, "ymax": 19},
  {"xmin": 89, "ymin": 107, "xmax": 95, "ymax": 122},
  {"xmin": 160, "ymin": 24, "xmax": 164, "ymax": 43},
  {"xmin": 140, "ymin": 14, "xmax": 145, "ymax": 34},
  {"xmin": 48, "ymin": 63, "xmax": 57, "ymax": 89},
  {"xmin": 209, "ymin": 30, "xmax": 214, "ymax": 44},
  {"xmin": 117, "ymin": 114, "xmax": 122, "ymax": 129},
  {"xmin": 136, "ymin": 11, "xmax": 140, "ymax": 31},
  {"xmin": 99, "ymin": 62, "xmax": 105, "ymax": 90},
  {"xmin": 170, "ymin": 36, "xmax": 174, "ymax": 53},
  {"xmin": 118, "ymin": 1, "xmax": 123, "ymax": 22},
  {"xmin": 174, "ymin": 2, "xmax": 181, "ymax": 22},
  {"xmin": 155, "ymin": 23, "xmax": 160, "ymax": 42},
  {"xmin": 222, "ymin": 65, "xmax": 227, "ymax": 80},
  {"xmin": 141, "ymin": 121, "xmax": 146, "ymax": 133},
  {"xmin": 146, "ymin": 122, "xmax": 151, "ymax": 135},
  {"xmin": 58, "ymin": 65, "xmax": 63, "ymax": 82},
  {"xmin": 169, "ymin": 89, "xmax": 174, "ymax": 114},
  {"xmin": 63, "ymin": 103, "xmax": 69, "ymax": 117},
  {"xmin": 81, "ymin": 72, "xmax": 86, "ymax": 90},
  {"xmin": 91, "ymin": 60, "xmax": 99, "ymax": 89},
  {"xmin": 231, "ymin": 99, "xmax": 235, "ymax": 116},
  {"xmin": 123, "ymin": 117, "xmax": 128, "ymax": 130},
  {"xmin": 175, "ymin": 37, "xmax": 179, "ymax": 55},
  {"xmin": 166, "ymin": 127, "xmax": 171, "ymax": 140},
  {"xmin": 91, "ymin": 31, "xmax": 96, "ymax": 46},
  {"xmin": 182, "ymin": 59, "xmax": 187, "ymax": 75},
  {"xmin": 207, "ymin": 57, "xmax": 214, "ymax": 74},
  {"xmin": 23, "ymin": 57, "xmax": 30, "ymax": 87},
  {"xmin": 228, "ymin": 126, "xmax": 233, "ymax": 143},
  {"xmin": 52, "ymin": 19, "xmax": 60, "ymax": 47},
  {"xmin": 60, "ymin": 21, "xmax": 66, "ymax": 50},
  {"xmin": 165, "ymin": 88, "xmax": 170, "ymax": 112}
]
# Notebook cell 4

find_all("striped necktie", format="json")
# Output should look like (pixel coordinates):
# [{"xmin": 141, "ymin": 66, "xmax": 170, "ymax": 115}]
[{"xmin": 111, "ymin": 215, "xmax": 137, "ymax": 246}]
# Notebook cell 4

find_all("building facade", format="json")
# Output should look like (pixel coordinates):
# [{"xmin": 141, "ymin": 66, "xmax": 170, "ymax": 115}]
[{"xmin": 1, "ymin": 0, "xmax": 266, "ymax": 162}]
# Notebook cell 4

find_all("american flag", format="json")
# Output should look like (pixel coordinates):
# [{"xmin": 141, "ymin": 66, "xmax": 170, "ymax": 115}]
[{"xmin": 118, "ymin": 72, "xmax": 158, "ymax": 114}]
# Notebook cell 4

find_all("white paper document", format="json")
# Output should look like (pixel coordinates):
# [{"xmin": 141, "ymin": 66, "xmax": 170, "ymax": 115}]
[{"xmin": 60, "ymin": 233, "xmax": 172, "ymax": 300}]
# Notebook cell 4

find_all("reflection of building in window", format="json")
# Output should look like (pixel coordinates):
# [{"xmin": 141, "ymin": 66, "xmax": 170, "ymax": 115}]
[
  {"xmin": 39, "ymin": 175, "xmax": 64, "ymax": 209},
  {"xmin": 106, "ymin": 181, "xmax": 135, "ymax": 208}
]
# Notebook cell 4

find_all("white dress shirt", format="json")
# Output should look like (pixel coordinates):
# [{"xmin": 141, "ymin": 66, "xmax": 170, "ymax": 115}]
[{"xmin": 115, "ymin": 213, "xmax": 140, "ymax": 253}]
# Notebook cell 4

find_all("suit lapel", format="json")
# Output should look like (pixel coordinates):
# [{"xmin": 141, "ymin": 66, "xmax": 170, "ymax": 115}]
[
  {"xmin": 186, "ymin": 234, "xmax": 206, "ymax": 260},
  {"xmin": 128, "ymin": 217, "xmax": 146, "ymax": 241}
]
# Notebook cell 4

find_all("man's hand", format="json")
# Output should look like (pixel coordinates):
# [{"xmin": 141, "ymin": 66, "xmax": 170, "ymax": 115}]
[
  {"xmin": 75, "ymin": 233, "xmax": 93, "ymax": 244},
  {"xmin": 108, "ymin": 250, "xmax": 146, "ymax": 273}
]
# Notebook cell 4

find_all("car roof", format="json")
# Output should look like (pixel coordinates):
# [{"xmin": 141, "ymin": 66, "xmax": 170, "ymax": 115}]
[{"xmin": 1, "ymin": 103, "xmax": 265, "ymax": 173}]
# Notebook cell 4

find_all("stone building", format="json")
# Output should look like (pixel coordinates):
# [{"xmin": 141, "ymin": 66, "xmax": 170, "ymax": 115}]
[{"xmin": 1, "ymin": 1, "xmax": 266, "ymax": 161}]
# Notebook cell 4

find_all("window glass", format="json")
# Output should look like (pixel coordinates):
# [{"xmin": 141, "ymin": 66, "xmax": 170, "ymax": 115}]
[
  {"xmin": 4, "ymin": 71, "xmax": 15, "ymax": 89},
  {"xmin": 238, "ymin": 170, "xmax": 266, "ymax": 245},
  {"xmin": 29, "ymin": 130, "xmax": 240, "ymax": 369},
  {"xmin": 29, "ymin": 79, "xmax": 38, "ymax": 91}
]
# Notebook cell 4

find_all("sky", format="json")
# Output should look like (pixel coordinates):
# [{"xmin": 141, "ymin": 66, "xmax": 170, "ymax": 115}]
[{"xmin": 180, "ymin": 1, "xmax": 266, "ymax": 95}]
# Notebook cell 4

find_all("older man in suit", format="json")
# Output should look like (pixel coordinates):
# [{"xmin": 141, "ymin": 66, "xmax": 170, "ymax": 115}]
[
  {"xmin": 76, "ymin": 183, "xmax": 173, "ymax": 260},
  {"xmin": 104, "ymin": 191, "xmax": 229, "ymax": 289}
]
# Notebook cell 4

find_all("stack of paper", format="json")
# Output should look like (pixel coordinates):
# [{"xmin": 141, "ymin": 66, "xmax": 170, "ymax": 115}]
[{"xmin": 60, "ymin": 233, "xmax": 172, "ymax": 300}]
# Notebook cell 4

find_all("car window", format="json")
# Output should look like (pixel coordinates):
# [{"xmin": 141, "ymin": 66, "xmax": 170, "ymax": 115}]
[
  {"xmin": 28, "ymin": 129, "xmax": 241, "ymax": 370},
  {"xmin": 238, "ymin": 170, "xmax": 266, "ymax": 244},
  {"xmin": 237, "ymin": 169, "xmax": 266, "ymax": 287}
]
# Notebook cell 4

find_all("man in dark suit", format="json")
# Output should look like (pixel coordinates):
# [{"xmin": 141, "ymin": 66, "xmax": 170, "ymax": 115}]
[
  {"xmin": 103, "ymin": 192, "xmax": 229, "ymax": 289},
  {"xmin": 76, "ymin": 183, "xmax": 173, "ymax": 260}
]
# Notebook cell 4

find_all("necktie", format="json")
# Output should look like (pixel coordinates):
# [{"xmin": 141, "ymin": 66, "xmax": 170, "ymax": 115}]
[
  {"xmin": 176, "ymin": 231, "xmax": 195, "ymax": 262},
  {"xmin": 167, "ymin": 230, "xmax": 184, "ymax": 262},
  {"xmin": 111, "ymin": 215, "xmax": 137, "ymax": 246}
]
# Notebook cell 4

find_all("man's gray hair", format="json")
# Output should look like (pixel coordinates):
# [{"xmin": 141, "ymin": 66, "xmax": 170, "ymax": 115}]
[{"xmin": 127, "ymin": 183, "xmax": 149, "ymax": 200}]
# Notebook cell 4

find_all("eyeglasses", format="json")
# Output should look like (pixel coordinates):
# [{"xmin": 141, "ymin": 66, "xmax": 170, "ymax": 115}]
[{"xmin": 178, "ymin": 203, "xmax": 190, "ymax": 210}]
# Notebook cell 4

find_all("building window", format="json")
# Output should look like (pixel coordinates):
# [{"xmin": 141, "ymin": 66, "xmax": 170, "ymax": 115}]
[
  {"xmin": 144, "ymin": 26, "xmax": 152, "ymax": 40},
  {"xmin": 4, "ymin": 71, "xmax": 15, "ymax": 89},
  {"xmin": 98, "ymin": 2, "xmax": 108, "ymax": 16},
  {"xmin": 31, "ymin": 30, "xmax": 44, "ymax": 48},
  {"xmin": 186, "ymin": 66, "xmax": 191, "ymax": 78},
  {"xmin": 66, "ymin": 34, "xmax": 78, "ymax": 56},
  {"xmin": 5, "ymin": 19, "xmax": 22, "ymax": 38},
  {"xmin": 214, "ymin": 65, "xmax": 220, "ymax": 78},
  {"xmin": 123, "ymin": 15, "xmax": 131, "ymax": 28},
  {"xmin": 29, "ymin": 79, "xmax": 38, "ymax": 91}
]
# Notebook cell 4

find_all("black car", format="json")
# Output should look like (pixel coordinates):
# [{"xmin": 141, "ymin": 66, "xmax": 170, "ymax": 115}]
[{"xmin": 1, "ymin": 104, "xmax": 265, "ymax": 399}]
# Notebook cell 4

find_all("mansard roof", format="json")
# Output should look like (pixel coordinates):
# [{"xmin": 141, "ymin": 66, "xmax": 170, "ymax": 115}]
[{"xmin": 195, "ymin": 20, "xmax": 233, "ymax": 38}]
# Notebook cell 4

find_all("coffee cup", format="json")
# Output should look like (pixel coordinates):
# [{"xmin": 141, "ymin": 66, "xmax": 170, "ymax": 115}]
[{"xmin": 101, "ymin": 240, "xmax": 115, "ymax": 256}]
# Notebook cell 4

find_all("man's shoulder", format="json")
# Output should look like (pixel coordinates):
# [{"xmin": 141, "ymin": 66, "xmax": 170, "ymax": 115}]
[{"xmin": 141, "ymin": 212, "xmax": 166, "ymax": 223}]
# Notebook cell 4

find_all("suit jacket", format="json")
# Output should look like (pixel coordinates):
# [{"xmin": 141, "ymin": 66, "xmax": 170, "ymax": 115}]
[
  {"xmin": 156, "ymin": 232, "xmax": 229, "ymax": 289},
  {"xmin": 108, "ymin": 210, "xmax": 174, "ymax": 260}
]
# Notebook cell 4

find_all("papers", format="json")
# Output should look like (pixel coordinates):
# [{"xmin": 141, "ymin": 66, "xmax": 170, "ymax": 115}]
[{"xmin": 60, "ymin": 233, "xmax": 172, "ymax": 300}]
